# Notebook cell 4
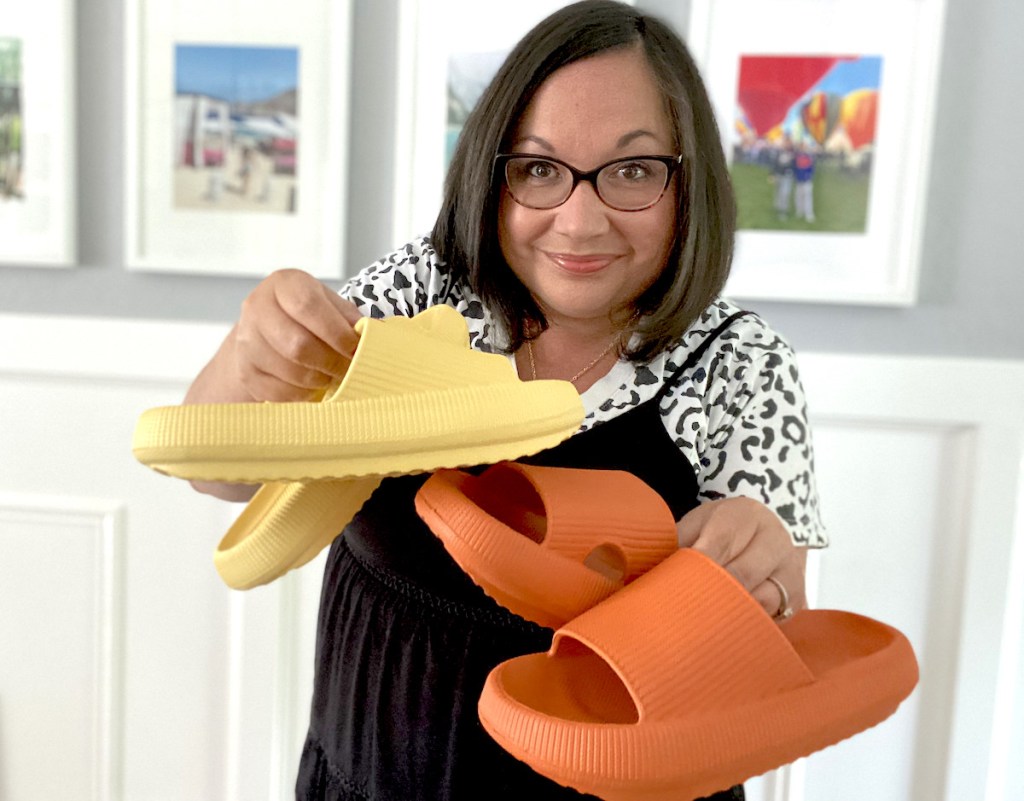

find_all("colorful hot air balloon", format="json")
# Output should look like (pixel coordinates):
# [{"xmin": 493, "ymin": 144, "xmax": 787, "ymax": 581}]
[
  {"xmin": 801, "ymin": 92, "xmax": 842, "ymax": 146},
  {"xmin": 737, "ymin": 56, "xmax": 843, "ymax": 136},
  {"xmin": 840, "ymin": 89, "xmax": 879, "ymax": 150},
  {"xmin": 735, "ymin": 117, "xmax": 752, "ymax": 138}
]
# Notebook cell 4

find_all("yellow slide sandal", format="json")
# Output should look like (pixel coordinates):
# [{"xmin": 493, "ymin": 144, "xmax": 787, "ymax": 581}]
[{"xmin": 134, "ymin": 305, "xmax": 585, "ymax": 590}]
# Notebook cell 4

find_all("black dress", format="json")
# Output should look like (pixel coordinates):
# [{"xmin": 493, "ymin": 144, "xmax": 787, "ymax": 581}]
[{"xmin": 296, "ymin": 316, "xmax": 748, "ymax": 801}]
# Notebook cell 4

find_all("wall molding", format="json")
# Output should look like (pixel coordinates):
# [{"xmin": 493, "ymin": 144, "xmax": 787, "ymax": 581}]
[
  {"xmin": 0, "ymin": 493, "xmax": 127, "ymax": 801},
  {"xmin": 0, "ymin": 313, "xmax": 230, "ymax": 382},
  {"xmin": 3, "ymin": 312, "xmax": 1022, "ymax": 396}
]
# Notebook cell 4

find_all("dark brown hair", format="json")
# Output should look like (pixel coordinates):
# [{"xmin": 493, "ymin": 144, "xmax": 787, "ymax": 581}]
[{"xmin": 431, "ymin": 0, "xmax": 735, "ymax": 362}]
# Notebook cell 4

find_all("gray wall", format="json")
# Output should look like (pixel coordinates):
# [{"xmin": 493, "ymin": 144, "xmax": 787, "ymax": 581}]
[{"xmin": 1, "ymin": 0, "xmax": 1021, "ymax": 358}]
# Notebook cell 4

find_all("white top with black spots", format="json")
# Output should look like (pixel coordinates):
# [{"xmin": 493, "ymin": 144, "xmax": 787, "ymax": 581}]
[{"xmin": 341, "ymin": 236, "xmax": 827, "ymax": 547}]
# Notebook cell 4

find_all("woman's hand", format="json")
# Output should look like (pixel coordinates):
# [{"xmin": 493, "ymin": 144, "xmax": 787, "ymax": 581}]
[
  {"xmin": 186, "ymin": 269, "xmax": 363, "ymax": 406},
  {"xmin": 183, "ymin": 269, "xmax": 363, "ymax": 500},
  {"xmin": 676, "ymin": 497, "xmax": 808, "ymax": 618}
]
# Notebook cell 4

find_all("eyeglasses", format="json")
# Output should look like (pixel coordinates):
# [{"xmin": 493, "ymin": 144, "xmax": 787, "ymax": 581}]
[{"xmin": 495, "ymin": 153, "xmax": 682, "ymax": 212}]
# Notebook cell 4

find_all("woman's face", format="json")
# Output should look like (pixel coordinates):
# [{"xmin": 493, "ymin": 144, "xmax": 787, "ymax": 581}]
[{"xmin": 498, "ymin": 46, "xmax": 678, "ymax": 331}]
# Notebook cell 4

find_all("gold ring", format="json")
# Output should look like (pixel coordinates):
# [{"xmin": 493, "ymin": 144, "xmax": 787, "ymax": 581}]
[{"xmin": 767, "ymin": 576, "xmax": 793, "ymax": 621}]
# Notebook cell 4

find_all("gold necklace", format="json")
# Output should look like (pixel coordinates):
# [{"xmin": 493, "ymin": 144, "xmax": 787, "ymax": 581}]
[{"xmin": 526, "ymin": 338, "xmax": 617, "ymax": 385}]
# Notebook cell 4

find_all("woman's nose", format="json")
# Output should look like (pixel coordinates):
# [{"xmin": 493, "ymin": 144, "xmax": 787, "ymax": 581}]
[{"xmin": 552, "ymin": 179, "xmax": 611, "ymax": 237}]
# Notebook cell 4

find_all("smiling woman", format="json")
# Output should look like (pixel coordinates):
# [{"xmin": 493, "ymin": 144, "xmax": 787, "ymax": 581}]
[
  {"xmin": 495, "ymin": 47, "xmax": 679, "ymax": 377},
  {"xmin": 179, "ymin": 2, "xmax": 827, "ymax": 799}
]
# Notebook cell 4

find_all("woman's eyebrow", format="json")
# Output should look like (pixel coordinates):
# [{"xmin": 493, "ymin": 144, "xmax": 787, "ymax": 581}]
[
  {"xmin": 513, "ymin": 130, "xmax": 662, "ymax": 152},
  {"xmin": 616, "ymin": 129, "xmax": 660, "ymax": 148},
  {"xmin": 511, "ymin": 135, "xmax": 556, "ymax": 152}
]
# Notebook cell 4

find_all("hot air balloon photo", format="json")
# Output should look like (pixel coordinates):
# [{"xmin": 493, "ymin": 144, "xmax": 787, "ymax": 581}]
[
  {"xmin": 729, "ymin": 54, "xmax": 883, "ymax": 233},
  {"xmin": 840, "ymin": 89, "xmax": 880, "ymax": 150},
  {"xmin": 802, "ymin": 91, "xmax": 843, "ymax": 147}
]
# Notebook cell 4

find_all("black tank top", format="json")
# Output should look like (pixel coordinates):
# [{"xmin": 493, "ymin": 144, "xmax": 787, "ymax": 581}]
[{"xmin": 296, "ymin": 313, "xmax": 750, "ymax": 801}]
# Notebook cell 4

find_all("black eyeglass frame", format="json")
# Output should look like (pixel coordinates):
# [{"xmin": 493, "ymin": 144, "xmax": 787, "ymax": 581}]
[{"xmin": 494, "ymin": 152, "xmax": 684, "ymax": 212}]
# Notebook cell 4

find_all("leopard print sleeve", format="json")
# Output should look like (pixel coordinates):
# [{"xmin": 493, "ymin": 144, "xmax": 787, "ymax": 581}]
[
  {"xmin": 337, "ymin": 236, "xmax": 505, "ymax": 353},
  {"xmin": 693, "ymin": 319, "xmax": 827, "ymax": 547},
  {"xmin": 339, "ymin": 236, "xmax": 456, "ymax": 319}
]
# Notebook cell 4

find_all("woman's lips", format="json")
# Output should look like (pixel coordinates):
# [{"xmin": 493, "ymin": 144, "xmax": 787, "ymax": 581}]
[{"xmin": 546, "ymin": 252, "xmax": 618, "ymax": 273}]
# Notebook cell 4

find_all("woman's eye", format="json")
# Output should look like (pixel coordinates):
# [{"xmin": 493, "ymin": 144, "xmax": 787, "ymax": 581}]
[
  {"xmin": 526, "ymin": 161, "xmax": 558, "ymax": 180},
  {"xmin": 615, "ymin": 162, "xmax": 653, "ymax": 181}
]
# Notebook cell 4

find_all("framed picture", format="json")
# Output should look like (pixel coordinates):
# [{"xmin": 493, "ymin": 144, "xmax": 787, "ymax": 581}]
[
  {"xmin": 688, "ymin": 0, "xmax": 947, "ymax": 305},
  {"xmin": 392, "ymin": 0, "xmax": 636, "ymax": 246},
  {"xmin": 0, "ymin": 0, "xmax": 76, "ymax": 266},
  {"xmin": 124, "ymin": 0, "xmax": 351, "ymax": 277}
]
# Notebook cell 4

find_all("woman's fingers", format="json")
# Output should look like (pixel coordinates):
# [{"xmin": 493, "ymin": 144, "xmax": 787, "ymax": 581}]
[
  {"xmin": 713, "ymin": 508, "xmax": 790, "ymax": 590},
  {"xmin": 676, "ymin": 497, "xmax": 808, "ymax": 617},
  {"xmin": 239, "ymin": 361, "xmax": 335, "ymax": 403},
  {"xmin": 677, "ymin": 497, "xmax": 759, "ymax": 564},
  {"xmin": 750, "ymin": 549, "xmax": 809, "ymax": 617},
  {"xmin": 233, "ymin": 270, "xmax": 363, "ymax": 401},
  {"xmin": 270, "ymin": 270, "xmax": 363, "ymax": 364},
  {"xmin": 236, "ymin": 303, "xmax": 333, "ymax": 384}
]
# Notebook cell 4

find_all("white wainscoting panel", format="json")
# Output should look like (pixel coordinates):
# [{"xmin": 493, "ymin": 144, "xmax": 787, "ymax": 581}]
[
  {"xmin": 0, "ymin": 495, "xmax": 125, "ymax": 801},
  {"xmin": 784, "ymin": 354, "xmax": 1023, "ymax": 801},
  {"xmin": 795, "ymin": 423, "xmax": 969, "ymax": 800},
  {"xmin": 1, "ymin": 314, "xmax": 1021, "ymax": 801},
  {"xmin": 0, "ymin": 314, "xmax": 324, "ymax": 801},
  {"xmin": 1004, "ymin": 489, "xmax": 1024, "ymax": 801}
]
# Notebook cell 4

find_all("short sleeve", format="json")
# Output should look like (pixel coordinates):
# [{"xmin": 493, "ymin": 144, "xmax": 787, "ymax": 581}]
[
  {"xmin": 696, "ymin": 330, "xmax": 828, "ymax": 547},
  {"xmin": 339, "ymin": 236, "xmax": 456, "ymax": 319},
  {"xmin": 337, "ymin": 235, "xmax": 503, "ymax": 354}
]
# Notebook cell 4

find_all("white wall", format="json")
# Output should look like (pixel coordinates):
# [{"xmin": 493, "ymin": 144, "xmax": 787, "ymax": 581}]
[{"xmin": 0, "ymin": 0, "xmax": 1022, "ymax": 359}]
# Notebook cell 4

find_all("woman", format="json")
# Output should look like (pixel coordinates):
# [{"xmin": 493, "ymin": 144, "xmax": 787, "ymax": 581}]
[{"xmin": 186, "ymin": 2, "xmax": 826, "ymax": 798}]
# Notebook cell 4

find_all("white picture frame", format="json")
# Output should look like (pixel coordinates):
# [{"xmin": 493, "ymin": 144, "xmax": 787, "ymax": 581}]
[
  {"xmin": 123, "ymin": 0, "xmax": 351, "ymax": 277},
  {"xmin": 392, "ymin": 0, "xmax": 636, "ymax": 246},
  {"xmin": 0, "ymin": 0, "xmax": 76, "ymax": 267},
  {"xmin": 688, "ymin": 0, "xmax": 947, "ymax": 306}
]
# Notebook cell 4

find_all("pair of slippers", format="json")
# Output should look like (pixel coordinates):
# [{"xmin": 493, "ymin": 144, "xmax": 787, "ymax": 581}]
[
  {"xmin": 415, "ymin": 463, "xmax": 920, "ymax": 801},
  {"xmin": 132, "ymin": 305, "xmax": 585, "ymax": 589}
]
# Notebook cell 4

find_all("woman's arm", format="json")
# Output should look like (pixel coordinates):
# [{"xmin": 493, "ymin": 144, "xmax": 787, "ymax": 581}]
[
  {"xmin": 679, "ymin": 317, "xmax": 824, "ymax": 617},
  {"xmin": 185, "ymin": 269, "xmax": 364, "ymax": 500}
]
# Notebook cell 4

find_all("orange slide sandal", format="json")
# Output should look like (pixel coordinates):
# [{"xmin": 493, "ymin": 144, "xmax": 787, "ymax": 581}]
[
  {"xmin": 479, "ymin": 548, "xmax": 919, "ymax": 801},
  {"xmin": 415, "ymin": 463, "xmax": 679, "ymax": 628}
]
